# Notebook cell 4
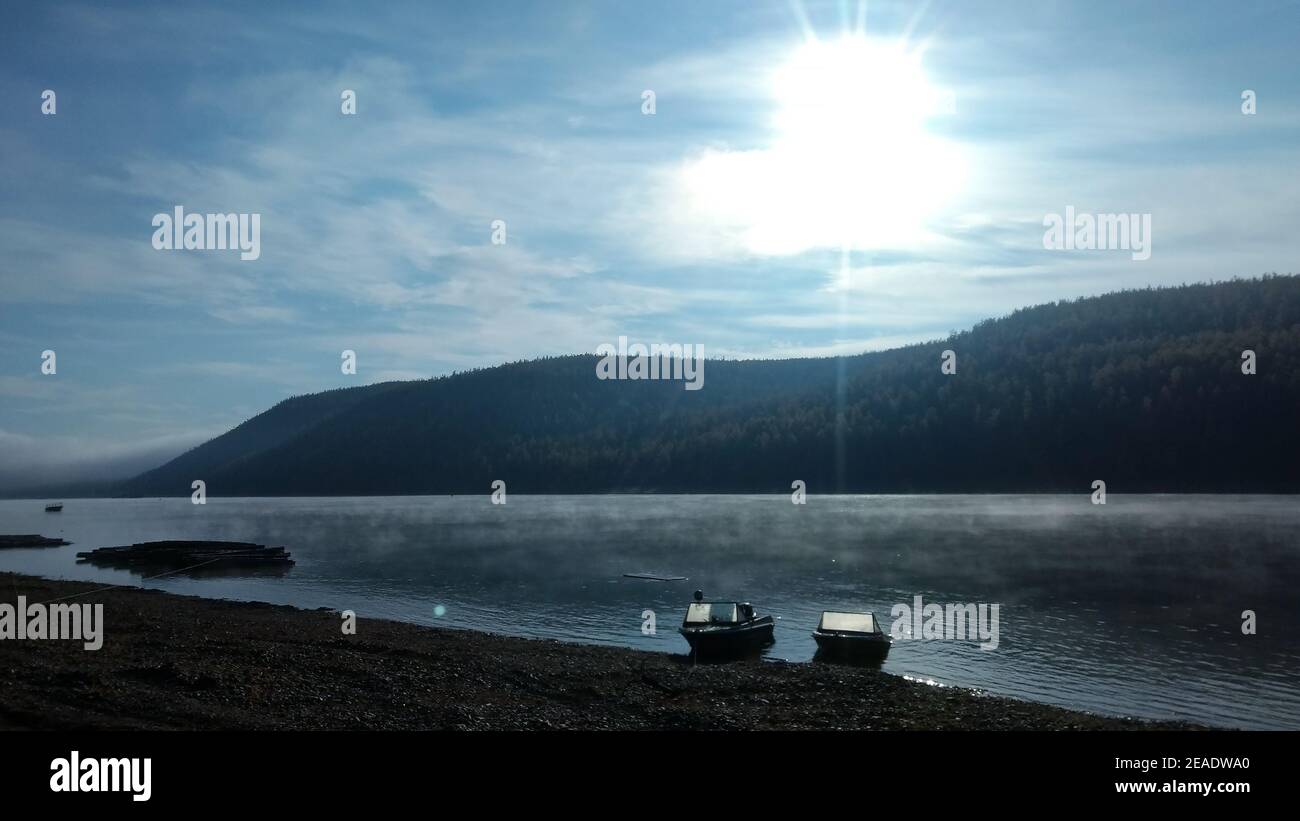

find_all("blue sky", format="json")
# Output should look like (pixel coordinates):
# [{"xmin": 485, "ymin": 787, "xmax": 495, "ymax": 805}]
[{"xmin": 1, "ymin": 0, "xmax": 1298, "ymax": 488}]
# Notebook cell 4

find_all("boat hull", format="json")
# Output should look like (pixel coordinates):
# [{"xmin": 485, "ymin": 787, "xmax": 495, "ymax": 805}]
[
  {"xmin": 680, "ymin": 617, "xmax": 775, "ymax": 658},
  {"xmin": 812, "ymin": 630, "xmax": 891, "ymax": 663}
]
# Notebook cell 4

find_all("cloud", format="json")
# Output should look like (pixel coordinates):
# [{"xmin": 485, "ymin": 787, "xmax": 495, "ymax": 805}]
[{"xmin": 715, "ymin": 332, "xmax": 947, "ymax": 360}]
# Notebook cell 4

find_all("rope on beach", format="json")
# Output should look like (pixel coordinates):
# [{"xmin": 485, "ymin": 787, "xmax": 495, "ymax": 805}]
[{"xmin": 26, "ymin": 558, "xmax": 227, "ymax": 606}]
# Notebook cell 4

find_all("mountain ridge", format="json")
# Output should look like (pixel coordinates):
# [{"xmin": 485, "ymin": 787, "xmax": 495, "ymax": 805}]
[{"xmin": 116, "ymin": 275, "xmax": 1300, "ymax": 496}]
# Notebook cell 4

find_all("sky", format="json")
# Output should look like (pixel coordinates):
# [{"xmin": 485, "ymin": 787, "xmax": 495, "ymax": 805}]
[{"xmin": 1, "ymin": 0, "xmax": 1298, "ymax": 489}]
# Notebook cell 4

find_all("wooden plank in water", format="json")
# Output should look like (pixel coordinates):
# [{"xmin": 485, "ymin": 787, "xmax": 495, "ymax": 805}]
[
  {"xmin": 0, "ymin": 534, "xmax": 70, "ymax": 549},
  {"xmin": 77, "ymin": 540, "xmax": 294, "ymax": 569}
]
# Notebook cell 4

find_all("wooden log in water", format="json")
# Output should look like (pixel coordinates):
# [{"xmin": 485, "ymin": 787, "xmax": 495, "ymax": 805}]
[
  {"xmin": 0, "ymin": 534, "xmax": 71, "ymax": 549},
  {"xmin": 76, "ymin": 540, "xmax": 294, "ymax": 569}
]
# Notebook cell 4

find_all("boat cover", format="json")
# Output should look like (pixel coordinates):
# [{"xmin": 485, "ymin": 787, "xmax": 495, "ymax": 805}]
[
  {"xmin": 820, "ymin": 612, "xmax": 877, "ymax": 633},
  {"xmin": 685, "ymin": 602, "xmax": 739, "ymax": 624}
]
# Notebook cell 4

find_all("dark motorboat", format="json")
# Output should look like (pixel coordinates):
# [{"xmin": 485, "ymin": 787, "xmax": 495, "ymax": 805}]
[
  {"xmin": 679, "ymin": 591, "xmax": 775, "ymax": 658},
  {"xmin": 44, "ymin": 503, "xmax": 63, "ymax": 512},
  {"xmin": 812, "ymin": 611, "xmax": 891, "ymax": 662}
]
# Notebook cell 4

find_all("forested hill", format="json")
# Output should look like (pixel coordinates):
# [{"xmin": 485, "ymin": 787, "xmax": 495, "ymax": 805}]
[{"xmin": 122, "ymin": 276, "xmax": 1300, "ymax": 496}]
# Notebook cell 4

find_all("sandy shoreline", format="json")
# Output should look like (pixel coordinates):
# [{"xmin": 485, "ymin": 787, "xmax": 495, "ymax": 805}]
[{"xmin": 0, "ymin": 573, "xmax": 1198, "ymax": 730}]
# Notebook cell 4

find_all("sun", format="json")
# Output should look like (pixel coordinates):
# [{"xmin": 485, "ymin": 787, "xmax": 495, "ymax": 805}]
[
  {"xmin": 773, "ymin": 37, "xmax": 942, "ymax": 144},
  {"xmin": 680, "ymin": 35, "xmax": 965, "ymax": 256}
]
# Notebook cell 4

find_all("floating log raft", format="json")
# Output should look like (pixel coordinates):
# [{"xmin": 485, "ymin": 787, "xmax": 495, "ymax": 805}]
[
  {"xmin": 0, "ymin": 534, "xmax": 71, "ymax": 549},
  {"xmin": 76, "ymin": 540, "xmax": 294, "ymax": 571}
]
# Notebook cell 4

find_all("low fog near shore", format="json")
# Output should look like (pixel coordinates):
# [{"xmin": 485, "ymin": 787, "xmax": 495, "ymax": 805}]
[{"xmin": 0, "ymin": 428, "xmax": 205, "ymax": 496}]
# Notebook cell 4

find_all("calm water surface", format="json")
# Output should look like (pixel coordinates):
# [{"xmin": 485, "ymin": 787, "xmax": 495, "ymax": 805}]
[{"xmin": 1, "ymin": 494, "xmax": 1296, "ymax": 729}]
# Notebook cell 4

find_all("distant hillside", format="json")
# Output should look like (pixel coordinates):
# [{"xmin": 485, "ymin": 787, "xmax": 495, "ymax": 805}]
[
  {"xmin": 123, "ymin": 381, "xmax": 407, "ymax": 495},
  {"xmin": 122, "ymin": 275, "xmax": 1300, "ymax": 495}
]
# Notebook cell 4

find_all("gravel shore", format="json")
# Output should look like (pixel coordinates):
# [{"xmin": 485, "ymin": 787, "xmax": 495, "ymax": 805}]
[{"xmin": 0, "ymin": 573, "xmax": 1197, "ymax": 730}]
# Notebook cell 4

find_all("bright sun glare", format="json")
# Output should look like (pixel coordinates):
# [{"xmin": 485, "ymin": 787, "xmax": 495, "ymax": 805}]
[{"xmin": 682, "ymin": 35, "xmax": 965, "ymax": 256}]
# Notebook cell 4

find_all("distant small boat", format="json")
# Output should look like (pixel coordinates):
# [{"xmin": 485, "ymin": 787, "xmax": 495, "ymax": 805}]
[
  {"xmin": 679, "ymin": 591, "xmax": 775, "ymax": 657},
  {"xmin": 623, "ymin": 572, "xmax": 688, "ymax": 581},
  {"xmin": 812, "ymin": 610, "xmax": 891, "ymax": 662},
  {"xmin": 44, "ymin": 503, "xmax": 63, "ymax": 512}
]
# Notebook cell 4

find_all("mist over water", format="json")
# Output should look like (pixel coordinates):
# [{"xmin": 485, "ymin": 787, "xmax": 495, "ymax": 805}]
[{"xmin": 1, "ymin": 494, "xmax": 1296, "ymax": 729}]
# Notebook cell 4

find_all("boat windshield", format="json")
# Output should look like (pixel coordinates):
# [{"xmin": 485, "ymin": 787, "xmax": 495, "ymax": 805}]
[
  {"xmin": 685, "ymin": 602, "xmax": 739, "ymax": 624},
  {"xmin": 821, "ymin": 612, "xmax": 877, "ymax": 633}
]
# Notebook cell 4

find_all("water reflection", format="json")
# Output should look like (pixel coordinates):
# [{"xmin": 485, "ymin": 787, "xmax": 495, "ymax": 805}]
[
  {"xmin": 127, "ymin": 564, "xmax": 295, "ymax": 580},
  {"xmin": 812, "ymin": 650, "xmax": 887, "ymax": 670}
]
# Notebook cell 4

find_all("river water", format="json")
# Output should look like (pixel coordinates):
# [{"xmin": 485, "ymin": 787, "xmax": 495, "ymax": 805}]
[{"xmin": 1, "ymin": 494, "xmax": 1296, "ymax": 729}]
